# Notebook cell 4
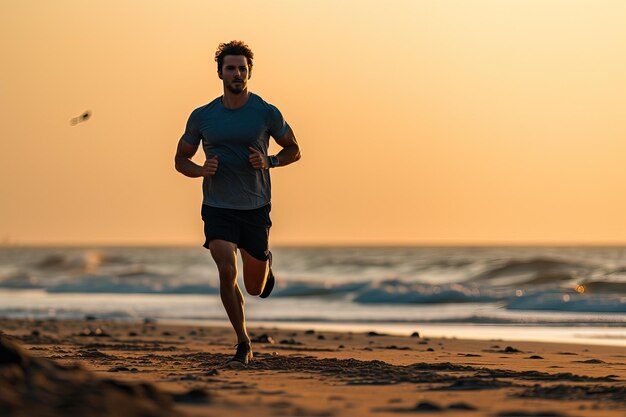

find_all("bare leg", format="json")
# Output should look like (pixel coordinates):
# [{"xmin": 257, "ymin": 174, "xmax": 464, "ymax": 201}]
[
  {"xmin": 240, "ymin": 248, "xmax": 269, "ymax": 296},
  {"xmin": 209, "ymin": 240, "xmax": 250, "ymax": 344}
]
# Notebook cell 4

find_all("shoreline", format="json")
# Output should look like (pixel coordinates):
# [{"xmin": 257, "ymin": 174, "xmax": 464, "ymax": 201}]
[
  {"xmin": 161, "ymin": 319, "xmax": 626, "ymax": 348},
  {"xmin": 1, "ymin": 289, "xmax": 624, "ymax": 348},
  {"xmin": 3, "ymin": 310, "xmax": 625, "ymax": 347},
  {"xmin": 1, "ymin": 317, "xmax": 625, "ymax": 416}
]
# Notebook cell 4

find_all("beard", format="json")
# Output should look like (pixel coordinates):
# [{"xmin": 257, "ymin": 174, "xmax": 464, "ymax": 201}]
[{"xmin": 226, "ymin": 82, "xmax": 245, "ymax": 94}]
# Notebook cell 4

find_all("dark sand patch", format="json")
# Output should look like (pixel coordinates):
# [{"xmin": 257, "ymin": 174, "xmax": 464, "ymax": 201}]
[
  {"xmin": 172, "ymin": 352, "xmax": 614, "ymax": 388},
  {"xmin": 430, "ymin": 377, "xmax": 515, "ymax": 391},
  {"xmin": 496, "ymin": 412, "xmax": 569, "ymax": 417},
  {"xmin": 518, "ymin": 384, "xmax": 626, "ymax": 404},
  {"xmin": 574, "ymin": 359, "xmax": 606, "ymax": 364},
  {"xmin": 0, "ymin": 335, "xmax": 180, "ymax": 417},
  {"xmin": 373, "ymin": 400, "xmax": 478, "ymax": 413}
]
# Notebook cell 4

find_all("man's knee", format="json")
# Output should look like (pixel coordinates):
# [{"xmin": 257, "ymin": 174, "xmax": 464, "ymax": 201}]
[
  {"xmin": 216, "ymin": 263, "xmax": 237, "ymax": 285},
  {"xmin": 208, "ymin": 240, "xmax": 238, "ymax": 285},
  {"xmin": 246, "ymin": 284, "xmax": 263, "ymax": 297},
  {"xmin": 243, "ymin": 271, "xmax": 266, "ymax": 296},
  {"xmin": 244, "ymin": 283, "xmax": 263, "ymax": 297}
]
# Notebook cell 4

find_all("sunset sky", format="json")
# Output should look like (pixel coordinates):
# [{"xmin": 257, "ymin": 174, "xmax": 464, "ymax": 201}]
[{"xmin": 1, "ymin": 0, "xmax": 626, "ymax": 246}]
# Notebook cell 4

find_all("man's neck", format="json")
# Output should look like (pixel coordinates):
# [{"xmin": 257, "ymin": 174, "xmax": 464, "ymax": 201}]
[{"xmin": 221, "ymin": 90, "xmax": 250, "ymax": 110}]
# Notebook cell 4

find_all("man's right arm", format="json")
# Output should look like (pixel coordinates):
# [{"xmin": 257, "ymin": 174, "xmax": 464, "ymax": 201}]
[{"xmin": 174, "ymin": 138, "xmax": 218, "ymax": 178}]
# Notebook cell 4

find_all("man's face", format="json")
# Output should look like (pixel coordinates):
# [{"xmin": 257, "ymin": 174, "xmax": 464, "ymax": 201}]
[{"xmin": 219, "ymin": 55, "xmax": 250, "ymax": 94}]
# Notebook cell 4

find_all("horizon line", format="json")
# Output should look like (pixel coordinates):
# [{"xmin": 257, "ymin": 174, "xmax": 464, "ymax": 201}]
[{"xmin": 2, "ymin": 240, "xmax": 626, "ymax": 248}]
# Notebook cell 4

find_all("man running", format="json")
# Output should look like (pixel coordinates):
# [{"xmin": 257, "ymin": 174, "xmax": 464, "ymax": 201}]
[{"xmin": 174, "ymin": 40, "xmax": 301, "ymax": 366}]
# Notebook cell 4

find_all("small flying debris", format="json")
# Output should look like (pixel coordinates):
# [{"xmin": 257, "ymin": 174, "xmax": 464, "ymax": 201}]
[{"xmin": 70, "ymin": 111, "xmax": 91, "ymax": 126}]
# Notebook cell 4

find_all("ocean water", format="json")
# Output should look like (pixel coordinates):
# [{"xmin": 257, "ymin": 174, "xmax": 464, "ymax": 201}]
[{"xmin": 0, "ymin": 246, "xmax": 624, "ymax": 346}]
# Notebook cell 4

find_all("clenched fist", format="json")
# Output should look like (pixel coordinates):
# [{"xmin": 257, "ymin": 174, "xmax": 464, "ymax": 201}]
[
  {"xmin": 201, "ymin": 155, "xmax": 219, "ymax": 176},
  {"xmin": 249, "ymin": 147, "xmax": 269, "ymax": 170}
]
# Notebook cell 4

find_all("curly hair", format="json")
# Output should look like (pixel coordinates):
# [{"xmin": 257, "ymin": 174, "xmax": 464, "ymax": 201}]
[{"xmin": 215, "ymin": 40, "xmax": 254, "ymax": 75}]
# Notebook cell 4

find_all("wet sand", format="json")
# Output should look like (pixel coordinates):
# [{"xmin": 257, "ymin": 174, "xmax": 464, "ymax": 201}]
[{"xmin": 1, "ymin": 318, "xmax": 625, "ymax": 417}]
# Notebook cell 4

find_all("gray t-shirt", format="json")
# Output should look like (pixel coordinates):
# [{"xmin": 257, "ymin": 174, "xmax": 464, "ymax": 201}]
[{"xmin": 181, "ymin": 93, "xmax": 289, "ymax": 209}]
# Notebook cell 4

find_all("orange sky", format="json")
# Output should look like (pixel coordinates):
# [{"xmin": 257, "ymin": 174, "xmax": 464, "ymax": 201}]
[{"xmin": 1, "ymin": 0, "xmax": 626, "ymax": 246}]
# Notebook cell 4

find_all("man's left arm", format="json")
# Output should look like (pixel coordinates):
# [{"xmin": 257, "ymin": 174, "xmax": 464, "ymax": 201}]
[
  {"xmin": 249, "ymin": 126, "xmax": 301, "ymax": 169},
  {"xmin": 272, "ymin": 126, "xmax": 301, "ymax": 167}
]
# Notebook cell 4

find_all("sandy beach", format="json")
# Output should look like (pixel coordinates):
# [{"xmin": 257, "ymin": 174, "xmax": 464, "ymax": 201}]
[{"xmin": 1, "ymin": 318, "xmax": 624, "ymax": 417}]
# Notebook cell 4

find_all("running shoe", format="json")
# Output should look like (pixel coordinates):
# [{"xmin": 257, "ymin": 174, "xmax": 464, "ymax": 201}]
[
  {"xmin": 259, "ymin": 251, "xmax": 275, "ymax": 299},
  {"xmin": 226, "ymin": 341, "xmax": 253, "ymax": 367}
]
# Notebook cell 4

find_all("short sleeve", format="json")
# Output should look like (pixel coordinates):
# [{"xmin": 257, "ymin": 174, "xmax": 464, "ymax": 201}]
[
  {"xmin": 267, "ymin": 104, "xmax": 289, "ymax": 139},
  {"xmin": 181, "ymin": 109, "xmax": 202, "ymax": 146}
]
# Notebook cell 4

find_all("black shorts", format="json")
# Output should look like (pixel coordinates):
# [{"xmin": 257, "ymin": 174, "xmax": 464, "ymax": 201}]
[{"xmin": 201, "ymin": 203, "xmax": 272, "ymax": 261}]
